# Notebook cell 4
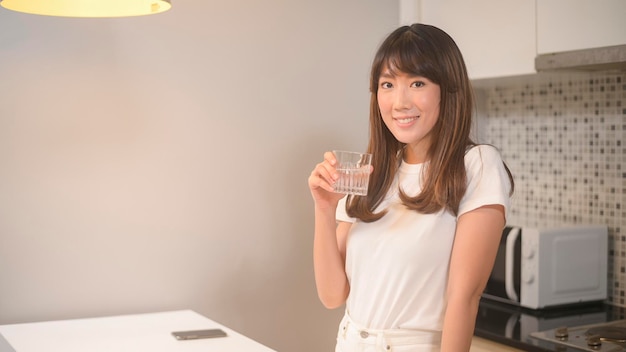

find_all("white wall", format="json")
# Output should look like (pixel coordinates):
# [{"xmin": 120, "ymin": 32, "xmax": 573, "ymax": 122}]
[{"xmin": 0, "ymin": 2, "xmax": 399, "ymax": 351}]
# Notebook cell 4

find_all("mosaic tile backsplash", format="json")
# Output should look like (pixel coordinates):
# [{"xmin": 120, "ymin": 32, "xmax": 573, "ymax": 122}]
[{"xmin": 476, "ymin": 70, "xmax": 626, "ymax": 307}]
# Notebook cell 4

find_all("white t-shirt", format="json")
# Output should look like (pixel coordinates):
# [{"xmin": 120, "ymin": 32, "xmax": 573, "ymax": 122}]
[{"xmin": 336, "ymin": 145, "xmax": 511, "ymax": 331}]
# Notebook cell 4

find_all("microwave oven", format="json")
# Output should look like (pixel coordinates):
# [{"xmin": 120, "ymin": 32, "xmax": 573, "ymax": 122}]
[{"xmin": 482, "ymin": 225, "xmax": 608, "ymax": 309}]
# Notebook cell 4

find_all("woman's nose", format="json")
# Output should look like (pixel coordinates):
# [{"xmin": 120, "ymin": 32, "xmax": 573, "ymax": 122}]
[{"xmin": 393, "ymin": 88, "xmax": 411, "ymax": 110}]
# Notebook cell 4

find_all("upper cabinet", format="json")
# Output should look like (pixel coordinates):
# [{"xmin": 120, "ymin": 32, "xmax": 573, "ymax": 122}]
[
  {"xmin": 402, "ymin": 0, "xmax": 626, "ymax": 80},
  {"xmin": 416, "ymin": 0, "xmax": 536, "ymax": 80},
  {"xmin": 537, "ymin": 0, "xmax": 626, "ymax": 54}
]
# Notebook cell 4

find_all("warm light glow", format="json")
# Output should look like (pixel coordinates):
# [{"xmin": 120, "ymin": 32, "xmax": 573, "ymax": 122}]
[{"xmin": 0, "ymin": 0, "xmax": 171, "ymax": 17}]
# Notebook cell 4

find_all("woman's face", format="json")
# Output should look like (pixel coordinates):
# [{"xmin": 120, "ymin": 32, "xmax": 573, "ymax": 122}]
[{"xmin": 377, "ymin": 68, "xmax": 441, "ymax": 163}]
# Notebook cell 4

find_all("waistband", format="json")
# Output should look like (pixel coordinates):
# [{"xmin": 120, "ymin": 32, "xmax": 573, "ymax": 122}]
[{"xmin": 338, "ymin": 312, "xmax": 442, "ymax": 347}]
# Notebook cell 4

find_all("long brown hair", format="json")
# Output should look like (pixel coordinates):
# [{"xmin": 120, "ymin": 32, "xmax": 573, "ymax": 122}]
[{"xmin": 347, "ymin": 23, "xmax": 513, "ymax": 222}]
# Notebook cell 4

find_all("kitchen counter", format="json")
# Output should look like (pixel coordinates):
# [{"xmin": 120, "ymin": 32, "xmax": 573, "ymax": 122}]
[
  {"xmin": 0, "ymin": 310, "xmax": 276, "ymax": 352},
  {"xmin": 475, "ymin": 298, "xmax": 626, "ymax": 351}
]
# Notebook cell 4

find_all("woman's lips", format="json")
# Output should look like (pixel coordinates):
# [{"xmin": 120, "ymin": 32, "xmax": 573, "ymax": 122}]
[{"xmin": 394, "ymin": 116, "xmax": 419, "ymax": 126}]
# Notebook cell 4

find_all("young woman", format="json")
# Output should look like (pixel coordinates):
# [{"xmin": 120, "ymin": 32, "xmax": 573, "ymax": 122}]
[{"xmin": 308, "ymin": 24, "xmax": 514, "ymax": 352}]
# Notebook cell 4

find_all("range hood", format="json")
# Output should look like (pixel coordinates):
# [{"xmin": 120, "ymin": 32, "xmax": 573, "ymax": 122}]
[{"xmin": 535, "ymin": 44, "xmax": 626, "ymax": 72}]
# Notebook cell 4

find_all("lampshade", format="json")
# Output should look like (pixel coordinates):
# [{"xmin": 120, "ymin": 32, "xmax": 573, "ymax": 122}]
[{"xmin": 0, "ymin": 0, "xmax": 171, "ymax": 17}]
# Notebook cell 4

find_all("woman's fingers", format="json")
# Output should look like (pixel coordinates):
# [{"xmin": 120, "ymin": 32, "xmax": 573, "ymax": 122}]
[
  {"xmin": 309, "ymin": 162, "xmax": 334, "ymax": 193},
  {"xmin": 322, "ymin": 151, "xmax": 339, "ymax": 183},
  {"xmin": 309, "ymin": 152, "xmax": 339, "ymax": 193}
]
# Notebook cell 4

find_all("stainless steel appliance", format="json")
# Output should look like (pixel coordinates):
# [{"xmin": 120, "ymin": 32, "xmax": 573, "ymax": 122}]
[
  {"xmin": 531, "ymin": 320, "xmax": 626, "ymax": 351},
  {"xmin": 482, "ymin": 225, "xmax": 608, "ymax": 309},
  {"xmin": 535, "ymin": 44, "xmax": 626, "ymax": 72},
  {"xmin": 475, "ymin": 298, "xmax": 613, "ymax": 351}
]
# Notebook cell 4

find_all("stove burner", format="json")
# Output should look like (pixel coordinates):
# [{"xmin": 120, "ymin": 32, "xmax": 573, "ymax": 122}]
[
  {"xmin": 531, "ymin": 319, "xmax": 626, "ymax": 352},
  {"xmin": 555, "ymin": 326, "xmax": 569, "ymax": 339},
  {"xmin": 586, "ymin": 334, "xmax": 602, "ymax": 348},
  {"xmin": 586, "ymin": 326, "xmax": 626, "ymax": 343}
]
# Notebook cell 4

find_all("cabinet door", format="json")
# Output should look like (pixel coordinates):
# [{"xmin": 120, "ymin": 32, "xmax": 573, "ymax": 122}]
[
  {"xmin": 419, "ymin": 0, "xmax": 536, "ymax": 79},
  {"xmin": 537, "ymin": 0, "xmax": 626, "ymax": 54}
]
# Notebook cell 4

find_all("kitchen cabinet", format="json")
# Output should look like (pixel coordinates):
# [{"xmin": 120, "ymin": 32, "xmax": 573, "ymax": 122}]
[
  {"xmin": 403, "ymin": 0, "xmax": 626, "ymax": 79},
  {"xmin": 471, "ymin": 336, "xmax": 524, "ymax": 352},
  {"xmin": 537, "ymin": 0, "xmax": 626, "ymax": 54},
  {"xmin": 416, "ymin": 0, "xmax": 536, "ymax": 80}
]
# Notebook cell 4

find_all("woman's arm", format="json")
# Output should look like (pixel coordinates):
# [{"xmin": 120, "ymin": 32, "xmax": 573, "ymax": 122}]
[
  {"xmin": 308, "ymin": 151, "xmax": 352, "ymax": 309},
  {"xmin": 441, "ymin": 204, "xmax": 505, "ymax": 352},
  {"xmin": 313, "ymin": 218, "xmax": 351, "ymax": 309}
]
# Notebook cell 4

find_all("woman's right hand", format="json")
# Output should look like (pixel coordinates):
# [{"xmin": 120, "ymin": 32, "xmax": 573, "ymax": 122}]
[{"xmin": 308, "ymin": 151, "xmax": 346, "ymax": 209}]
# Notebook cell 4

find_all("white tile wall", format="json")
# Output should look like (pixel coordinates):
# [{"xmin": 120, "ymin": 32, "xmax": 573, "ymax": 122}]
[{"xmin": 477, "ymin": 71, "xmax": 626, "ymax": 306}]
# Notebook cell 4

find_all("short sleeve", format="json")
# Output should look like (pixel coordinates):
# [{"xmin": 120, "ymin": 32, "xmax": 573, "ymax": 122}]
[
  {"xmin": 458, "ymin": 145, "xmax": 512, "ymax": 221},
  {"xmin": 336, "ymin": 196, "xmax": 356, "ymax": 223}
]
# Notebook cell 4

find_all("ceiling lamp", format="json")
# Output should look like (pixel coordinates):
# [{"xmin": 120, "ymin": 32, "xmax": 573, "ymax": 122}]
[{"xmin": 0, "ymin": 0, "xmax": 171, "ymax": 17}]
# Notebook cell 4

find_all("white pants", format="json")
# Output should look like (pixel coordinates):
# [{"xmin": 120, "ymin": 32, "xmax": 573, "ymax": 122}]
[{"xmin": 335, "ymin": 313, "xmax": 441, "ymax": 352}]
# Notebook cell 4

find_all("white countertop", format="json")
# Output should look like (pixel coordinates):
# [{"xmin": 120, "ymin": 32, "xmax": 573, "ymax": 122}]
[{"xmin": 0, "ymin": 310, "xmax": 276, "ymax": 352}]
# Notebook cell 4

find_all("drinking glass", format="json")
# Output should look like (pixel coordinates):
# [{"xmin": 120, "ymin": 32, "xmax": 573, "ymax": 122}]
[{"xmin": 332, "ymin": 150, "xmax": 372, "ymax": 196}]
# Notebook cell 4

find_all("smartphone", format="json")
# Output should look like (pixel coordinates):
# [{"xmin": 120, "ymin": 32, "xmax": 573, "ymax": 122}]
[{"xmin": 172, "ymin": 328, "xmax": 228, "ymax": 340}]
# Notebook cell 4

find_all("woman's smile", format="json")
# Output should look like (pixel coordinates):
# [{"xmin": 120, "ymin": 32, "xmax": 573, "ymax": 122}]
[{"xmin": 393, "ymin": 115, "xmax": 419, "ymax": 126}]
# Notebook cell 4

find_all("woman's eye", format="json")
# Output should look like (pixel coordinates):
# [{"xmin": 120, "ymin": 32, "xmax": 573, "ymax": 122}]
[
  {"xmin": 380, "ymin": 82, "xmax": 393, "ymax": 89},
  {"xmin": 411, "ymin": 81, "xmax": 425, "ymax": 88}
]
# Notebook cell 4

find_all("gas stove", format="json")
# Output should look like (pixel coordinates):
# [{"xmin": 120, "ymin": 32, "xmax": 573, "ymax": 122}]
[{"xmin": 530, "ymin": 319, "xmax": 626, "ymax": 352}]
